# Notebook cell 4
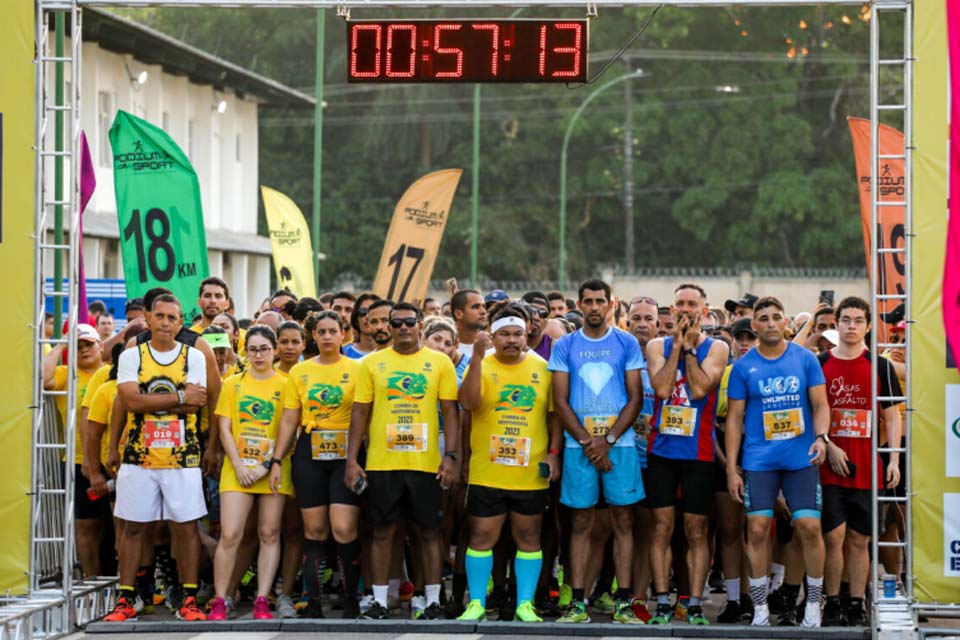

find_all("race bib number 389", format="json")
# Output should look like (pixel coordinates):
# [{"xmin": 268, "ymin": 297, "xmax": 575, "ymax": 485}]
[{"xmin": 386, "ymin": 423, "xmax": 428, "ymax": 452}]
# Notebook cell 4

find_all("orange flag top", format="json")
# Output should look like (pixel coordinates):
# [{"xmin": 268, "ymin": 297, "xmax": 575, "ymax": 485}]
[
  {"xmin": 372, "ymin": 169, "xmax": 463, "ymax": 306},
  {"xmin": 847, "ymin": 117, "xmax": 905, "ymax": 338}
]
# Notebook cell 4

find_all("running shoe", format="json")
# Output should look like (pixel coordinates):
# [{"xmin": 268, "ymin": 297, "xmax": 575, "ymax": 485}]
[
  {"xmin": 801, "ymin": 600, "xmax": 822, "ymax": 628},
  {"xmin": 557, "ymin": 600, "xmax": 590, "ymax": 623},
  {"xmin": 686, "ymin": 605, "xmax": 710, "ymax": 625},
  {"xmin": 591, "ymin": 591, "xmax": 615, "ymax": 615},
  {"xmin": 717, "ymin": 599, "xmax": 742, "ymax": 623},
  {"xmin": 515, "ymin": 601, "xmax": 543, "ymax": 623},
  {"xmin": 777, "ymin": 603, "xmax": 798, "ymax": 626},
  {"xmin": 674, "ymin": 597, "xmax": 689, "ymax": 621},
  {"xmin": 418, "ymin": 602, "xmax": 443, "ymax": 620},
  {"xmin": 458, "ymin": 600, "xmax": 487, "ymax": 621},
  {"xmin": 342, "ymin": 597, "xmax": 360, "ymax": 620},
  {"xmin": 410, "ymin": 595, "xmax": 427, "ymax": 619},
  {"xmin": 751, "ymin": 603, "xmax": 770, "ymax": 626},
  {"xmin": 557, "ymin": 584, "xmax": 572, "ymax": 609},
  {"xmin": 444, "ymin": 598, "xmax": 466, "ymax": 619},
  {"xmin": 177, "ymin": 596, "xmax": 207, "ymax": 621},
  {"xmin": 224, "ymin": 596, "xmax": 237, "ymax": 619},
  {"xmin": 612, "ymin": 600, "xmax": 644, "ymax": 624},
  {"xmin": 845, "ymin": 600, "xmax": 867, "ymax": 627},
  {"xmin": 300, "ymin": 598, "xmax": 325, "ymax": 619},
  {"xmin": 630, "ymin": 599, "xmax": 652, "ymax": 623},
  {"xmin": 361, "ymin": 601, "xmax": 390, "ymax": 620},
  {"xmin": 207, "ymin": 597, "xmax": 227, "ymax": 621},
  {"xmin": 163, "ymin": 584, "xmax": 184, "ymax": 612},
  {"xmin": 485, "ymin": 587, "xmax": 507, "ymax": 613},
  {"xmin": 358, "ymin": 594, "xmax": 375, "ymax": 614},
  {"xmin": 275, "ymin": 594, "xmax": 297, "ymax": 619},
  {"xmin": 822, "ymin": 596, "xmax": 846, "ymax": 626},
  {"xmin": 648, "ymin": 603, "xmax": 674, "ymax": 625},
  {"xmin": 103, "ymin": 596, "xmax": 137, "ymax": 623},
  {"xmin": 253, "ymin": 596, "xmax": 273, "ymax": 620}
]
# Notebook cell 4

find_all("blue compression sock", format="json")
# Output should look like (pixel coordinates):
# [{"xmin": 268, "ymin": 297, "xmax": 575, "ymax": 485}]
[
  {"xmin": 514, "ymin": 549, "xmax": 543, "ymax": 605},
  {"xmin": 465, "ymin": 548, "xmax": 494, "ymax": 606}
]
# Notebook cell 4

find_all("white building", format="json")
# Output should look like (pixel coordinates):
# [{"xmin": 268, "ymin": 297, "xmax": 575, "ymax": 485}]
[{"xmin": 46, "ymin": 8, "xmax": 314, "ymax": 317}]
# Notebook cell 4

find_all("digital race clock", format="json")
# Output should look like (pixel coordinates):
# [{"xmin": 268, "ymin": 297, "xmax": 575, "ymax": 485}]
[{"xmin": 347, "ymin": 19, "xmax": 589, "ymax": 83}]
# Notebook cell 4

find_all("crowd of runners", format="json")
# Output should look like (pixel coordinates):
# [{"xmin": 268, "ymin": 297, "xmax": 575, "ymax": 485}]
[{"xmin": 45, "ymin": 276, "xmax": 907, "ymax": 627}]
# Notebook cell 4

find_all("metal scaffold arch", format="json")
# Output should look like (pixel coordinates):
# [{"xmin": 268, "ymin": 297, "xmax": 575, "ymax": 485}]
[{"xmin": 9, "ymin": 1, "xmax": 915, "ymax": 638}]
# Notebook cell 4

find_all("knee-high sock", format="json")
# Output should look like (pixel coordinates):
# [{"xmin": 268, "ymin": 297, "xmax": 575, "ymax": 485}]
[
  {"xmin": 514, "ymin": 550, "xmax": 543, "ymax": 605},
  {"xmin": 301, "ymin": 538, "xmax": 327, "ymax": 599},
  {"xmin": 338, "ymin": 539, "xmax": 361, "ymax": 600},
  {"xmin": 465, "ymin": 548, "xmax": 494, "ymax": 606}
]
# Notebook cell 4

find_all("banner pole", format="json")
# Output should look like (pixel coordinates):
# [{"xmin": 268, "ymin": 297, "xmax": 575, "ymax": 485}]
[
  {"xmin": 312, "ymin": 8, "xmax": 325, "ymax": 292},
  {"xmin": 470, "ymin": 84, "xmax": 479, "ymax": 288}
]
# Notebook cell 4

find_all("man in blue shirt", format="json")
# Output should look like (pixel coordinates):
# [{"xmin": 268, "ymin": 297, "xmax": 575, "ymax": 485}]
[
  {"xmin": 548, "ymin": 279, "xmax": 644, "ymax": 624},
  {"xmin": 725, "ymin": 296, "xmax": 830, "ymax": 628}
]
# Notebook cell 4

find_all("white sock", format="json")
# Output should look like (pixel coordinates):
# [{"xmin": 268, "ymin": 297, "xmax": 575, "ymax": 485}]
[
  {"xmin": 749, "ymin": 577, "xmax": 768, "ymax": 606},
  {"xmin": 388, "ymin": 578, "xmax": 400, "ymax": 600},
  {"xmin": 425, "ymin": 584, "xmax": 441, "ymax": 606},
  {"xmin": 769, "ymin": 562, "xmax": 785, "ymax": 594},
  {"xmin": 373, "ymin": 585, "xmax": 389, "ymax": 608},
  {"xmin": 725, "ymin": 578, "xmax": 741, "ymax": 603}
]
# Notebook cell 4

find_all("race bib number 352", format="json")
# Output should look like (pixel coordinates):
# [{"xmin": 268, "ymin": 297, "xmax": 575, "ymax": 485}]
[{"xmin": 762, "ymin": 408, "xmax": 805, "ymax": 441}]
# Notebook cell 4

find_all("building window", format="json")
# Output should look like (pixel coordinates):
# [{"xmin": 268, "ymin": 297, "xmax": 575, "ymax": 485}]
[
  {"xmin": 97, "ymin": 91, "xmax": 114, "ymax": 167},
  {"xmin": 188, "ymin": 118, "xmax": 196, "ymax": 159},
  {"xmin": 103, "ymin": 239, "xmax": 120, "ymax": 278},
  {"xmin": 235, "ymin": 133, "xmax": 242, "ymax": 163},
  {"xmin": 162, "ymin": 111, "xmax": 170, "ymax": 132}
]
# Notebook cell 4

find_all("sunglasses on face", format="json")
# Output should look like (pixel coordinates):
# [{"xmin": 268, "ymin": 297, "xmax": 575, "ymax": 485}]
[
  {"xmin": 356, "ymin": 308, "xmax": 369, "ymax": 317},
  {"xmin": 529, "ymin": 306, "xmax": 549, "ymax": 318},
  {"xmin": 630, "ymin": 296, "xmax": 658, "ymax": 307},
  {"xmin": 390, "ymin": 317, "xmax": 419, "ymax": 328}
]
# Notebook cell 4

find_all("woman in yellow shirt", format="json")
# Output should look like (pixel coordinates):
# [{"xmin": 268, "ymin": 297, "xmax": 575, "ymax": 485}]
[
  {"xmin": 270, "ymin": 310, "xmax": 361, "ymax": 619},
  {"xmin": 276, "ymin": 321, "xmax": 306, "ymax": 375},
  {"xmin": 209, "ymin": 326, "xmax": 291, "ymax": 621}
]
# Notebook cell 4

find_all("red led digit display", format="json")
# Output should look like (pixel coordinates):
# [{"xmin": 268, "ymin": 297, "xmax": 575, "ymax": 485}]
[{"xmin": 347, "ymin": 19, "xmax": 588, "ymax": 83}]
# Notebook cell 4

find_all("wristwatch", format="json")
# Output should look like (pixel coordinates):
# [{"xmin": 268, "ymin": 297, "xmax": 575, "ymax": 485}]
[
  {"xmin": 176, "ymin": 389, "xmax": 186, "ymax": 405},
  {"xmin": 604, "ymin": 432, "xmax": 617, "ymax": 446},
  {"xmin": 263, "ymin": 457, "xmax": 282, "ymax": 471},
  {"xmin": 817, "ymin": 433, "xmax": 831, "ymax": 445},
  {"xmin": 445, "ymin": 451, "xmax": 458, "ymax": 461},
  {"xmin": 684, "ymin": 348, "xmax": 698, "ymax": 359}
]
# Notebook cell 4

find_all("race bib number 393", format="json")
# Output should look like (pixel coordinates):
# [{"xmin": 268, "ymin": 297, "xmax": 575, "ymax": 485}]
[
  {"xmin": 144, "ymin": 419, "xmax": 184, "ymax": 449},
  {"xmin": 662, "ymin": 405, "xmax": 697, "ymax": 437},
  {"xmin": 386, "ymin": 423, "xmax": 428, "ymax": 453},
  {"xmin": 762, "ymin": 408, "xmax": 805, "ymax": 441}
]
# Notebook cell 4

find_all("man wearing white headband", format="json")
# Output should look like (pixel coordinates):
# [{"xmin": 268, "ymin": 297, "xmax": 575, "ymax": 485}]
[{"xmin": 456, "ymin": 304, "xmax": 561, "ymax": 623}]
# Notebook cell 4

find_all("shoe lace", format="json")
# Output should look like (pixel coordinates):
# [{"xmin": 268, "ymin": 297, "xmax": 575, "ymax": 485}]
[{"xmin": 112, "ymin": 598, "xmax": 131, "ymax": 613}]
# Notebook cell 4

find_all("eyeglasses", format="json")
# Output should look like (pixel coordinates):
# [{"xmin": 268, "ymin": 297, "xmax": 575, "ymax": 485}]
[
  {"xmin": 247, "ymin": 346, "xmax": 274, "ymax": 356},
  {"xmin": 390, "ymin": 317, "xmax": 419, "ymax": 328},
  {"xmin": 629, "ymin": 296, "xmax": 658, "ymax": 307}
]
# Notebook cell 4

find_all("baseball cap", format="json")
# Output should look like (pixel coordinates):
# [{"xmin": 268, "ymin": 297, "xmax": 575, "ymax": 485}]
[
  {"xmin": 203, "ymin": 332, "xmax": 232, "ymax": 350},
  {"xmin": 484, "ymin": 289, "xmax": 509, "ymax": 305},
  {"xmin": 821, "ymin": 329, "xmax": 840, "ymax": 347},
  {"xmin": 724, "ymin": 293, "xmax": 759, "ymax": 314},
  {"xmin": 730, "ymin": 317, "xmax": 757, "ymax": 338},
  {"xmin": 77, "ymin": 324, "xmax": 100, "ymax": 343},
  {"xmin": 891, "ymin": 320, "xmax": 907, "ymax": 332}
]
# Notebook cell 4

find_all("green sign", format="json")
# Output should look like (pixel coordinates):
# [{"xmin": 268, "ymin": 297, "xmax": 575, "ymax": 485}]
[{"xmin": 110, "ymin": 110, "xmax": 208, "ymax": 322}]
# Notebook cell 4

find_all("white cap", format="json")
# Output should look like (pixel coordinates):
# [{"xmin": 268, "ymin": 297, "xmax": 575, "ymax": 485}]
[
  {"xmin": 821, "ymin": 329, "xmax": 840, "ymax": 347},
  {"xmin": 77, "ymin": 323, "xmax": 100, "ymax": 342}
]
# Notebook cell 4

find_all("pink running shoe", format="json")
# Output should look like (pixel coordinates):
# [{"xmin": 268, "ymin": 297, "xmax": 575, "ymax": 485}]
[
  {"xmin": 207, "ymin": 597, "xmax": 227, "ymax": 621},
  {"xmin": 253, "ymin": 596, "xmax": 273, "ymax": 620}
]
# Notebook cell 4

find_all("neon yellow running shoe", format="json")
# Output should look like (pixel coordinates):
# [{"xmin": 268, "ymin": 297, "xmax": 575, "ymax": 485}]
[
  {"xmin": 515, "ymin": 601, "xmax": 543, "ymax": 623},
  {"xmin": 592, "ymin": 592, "xmax": 615, "ymax": 614},
  {"xmin": 557, "ymin": 584, "xmax": 573, "ymax": 609},
  {"xmin": 612, "ymin": 600, "xmax": 645, "ymax": 624},
  {"xmin": 457, "ymin": 600, "xmax": 487, "ymax": 622},
  {"xmin": 558, "ymin": 601, "xmax": 590, "ymax": 623}
]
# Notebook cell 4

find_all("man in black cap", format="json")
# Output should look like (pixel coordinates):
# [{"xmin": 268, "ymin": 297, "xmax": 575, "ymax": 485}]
[{"xmin": 724, "ymin": 294, "xmax": 759, "ymax": 321}]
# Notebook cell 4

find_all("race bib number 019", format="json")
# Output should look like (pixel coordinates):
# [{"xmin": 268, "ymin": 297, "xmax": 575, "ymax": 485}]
[
  {"xmin": 144, "ymin": 418, "xmax": 185, "ymax": 449},
  {"xmin": 489, "ymin": 435, "xmax": 531, "ymax": 467},
  {"xmin": 311, "ymin": 430, "xmax": 347, "ymax": 460},
  {"xmin": 585, "ymin": 415, "xmax": 614, "ymax": 438},
  {"xmin": 386, "ymin": 423, "xmax": 428, "ymax": 452},
  {"xmin": 661, "ymin": 405, "xmax": 697, "ymax": 437},
  {"xmin": 762, "ymin": 408, "xmax": 805, "ymax": 441},
  {"xmin": 829, "ymin": 408, "xmax": 872, "ymax": 438},
  {"xmin": 239, "ymin": 436, "xmax": 274, "ymax": 467}
]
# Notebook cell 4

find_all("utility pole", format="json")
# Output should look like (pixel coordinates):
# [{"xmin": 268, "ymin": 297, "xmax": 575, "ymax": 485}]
[{"xmin": 623, "ymin": 66, "xmax": 635, "ymax": 273}]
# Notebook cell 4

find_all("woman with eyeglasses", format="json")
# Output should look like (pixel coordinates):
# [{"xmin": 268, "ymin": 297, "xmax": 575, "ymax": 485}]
[
  {"xmin": 208, "ymin": 326, "xmax": 291, "ymax": 621},
  {"xmin": 269, "ymin": 310, "xmax": 363, "ymax": 618}
]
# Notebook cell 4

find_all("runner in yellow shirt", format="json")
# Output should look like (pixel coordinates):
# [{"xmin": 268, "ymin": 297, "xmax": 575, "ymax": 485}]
[
  {"xmin": 276, "ymin": 321, "xmax": 306, "ymax": 375},
  {"xmin": 345, "ymin": 301, "xmax": 460, "ymax": 620},
  {"xmin": 270, "ymin": 310, "xmax": 362, "ymax": 618},
  {"xmin": 208, "ymin": 326, "xmax": 290, "ymax": 622},
  {"xmin": 456, "ymin": 304, "xmax": 561, "ymax": 623}
]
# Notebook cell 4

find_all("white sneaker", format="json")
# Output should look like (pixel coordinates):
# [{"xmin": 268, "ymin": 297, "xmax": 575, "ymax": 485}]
[
  {"xmin": 801, "ymin": 600, "xmax": 822, "ymax": 627},
  {"xmin": 132, "ymin": 594, "xmax": 145, "ymax": 613},
  {"xmin": 275, "ymin": 594, "xmax": 297, "ymax": 619},
  {"xmin": 224, "ymin": 595, "xmax": 237, "ymax": 619},
  {"xmin": 358, "ymin": 594, "xmax": 375, "ymax": 614},
  {"xmin": 410, "ymin": 595, "xmax": 427, "ymax": 620},
  {"xmin": 751, "ymin": 603, "xmax": 770, "ymax": 626}
]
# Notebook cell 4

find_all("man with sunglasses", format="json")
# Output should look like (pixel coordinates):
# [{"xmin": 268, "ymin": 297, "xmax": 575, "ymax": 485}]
[
  {"xmin": 521, "ymin": 291, "xmax": 557, "ymax": 360},
  {"xmin": 345, "ymin": 302, "xmax": 460, "ymax": 620}
]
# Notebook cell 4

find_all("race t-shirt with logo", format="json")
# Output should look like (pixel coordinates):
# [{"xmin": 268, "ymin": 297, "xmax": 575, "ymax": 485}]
[
  {"xmin": 818, "ymin": 348, "xmax": 901, "ymax": 490},
  {"xmin": 467, "ymin": 353, "xmax": 553, "ymax": 491},
  {"xmin": 356, "ymin": 347, "xmax": 458, "ymax": 473},
  {"xmin": 86, "ymin": 378, "xmax": 118, "ymax": 465},
  {"xmin": 53, "ymin": 365, "xmax": 98, "ymax": 465},
  {"xmin": 649, "ymin": 337, "xmax": 718, "ymax": 462},
  {"xmin": 727, "ymin": 342, "xmax": 825, "ymax": 471},
  {"xmin": 284, "ymin": 356, "xmax": 359, "ymax": 463},
  {"xmin": 547, "ymin": 327, "xmax": 645, "ymax": 449},
  {"xmin": 117, "ymin": 342, "xmax": 206, "ymax": 469},
  {"xmin": 215, "ymin": 371, "xmax": 292, "ymax": 495}
]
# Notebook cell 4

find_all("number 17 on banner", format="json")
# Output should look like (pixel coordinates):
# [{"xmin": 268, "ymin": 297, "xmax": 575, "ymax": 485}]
[{"xmin": 372, "ymin": 169, "xmax": 462, "ymax": 306}]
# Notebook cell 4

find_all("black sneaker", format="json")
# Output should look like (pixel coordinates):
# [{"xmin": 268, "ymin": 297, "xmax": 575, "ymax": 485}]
[
  {"xmin": 362, "ymin": 602, "xmax": 390, "ymax": 620},
  {"xmin": 767, "ymin": 587, "xmax": 788, "ymax": 615},
  {"xmin": 342, "ymin": 597, "xmax": 360, "ymax": 620},
  {"xmin": 709, "ymin": 568, "xmax": 725, "ymax": 594},
  {"xmin": 739, "ymin": 598, "xmax": 755, "ymax": 624},
  {"xmin": 300, "ymin": 598, "xmax": 325, "ymax": 619},
  {"xmin": 823, "ymin": 597, "xmax": 846, "ymax": 626},
  {"xmin": 498, "ymin": 594, "xmax": 516, "ymax": 622},
  {"xmin": 717, "ymin": 600, "xmax": 742, "ymax": 623},
  {"xmin": 443, "ymin": 598, "xmax": 465, "ymax": 620},
  {"xmin": 845, "ymin": 601, "xmax": 867, "ymax": 627},
  {"xmin": 776, "ymin": 604, "xmax": 798, "ymax": 626},
  {"xmin": 485, "ymin": 587, "xmax": 506, "ymax": 614},
  {"xmin": 420, "ymin": 602, "xmax": 443, "ymax": 620}
]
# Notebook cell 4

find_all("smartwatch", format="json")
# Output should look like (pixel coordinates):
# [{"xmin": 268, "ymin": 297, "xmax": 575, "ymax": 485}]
[
  {"xmin": 817, "ymin": 433, "xmax": 831, "ymax": 445},
  {"xmin": 263, "ymin": 457, "xmax": 282, "ymax": 471},
  {"xmin": 176, "ymin": 389, "xmax": 186, "ymax": 405},
  {"xmin": 684, "ymin": 348, "xmax": 698, "ymax": 359},
  {"xmin": 604, "ymin": 432, "xmax": 617, "ymax": 446},
  {"xmin": 445, "ymin": 451, "xmax": 458, "ymax": 461}
]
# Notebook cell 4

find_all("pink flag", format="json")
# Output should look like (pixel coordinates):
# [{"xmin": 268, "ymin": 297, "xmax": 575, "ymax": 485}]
[
  {"xmin": 77, "ymin": 132, "xmax": 96, "ymax": 325},
  {"xmin": 944, "ymin": 0, "xmax": 960, "ymax": 367}
]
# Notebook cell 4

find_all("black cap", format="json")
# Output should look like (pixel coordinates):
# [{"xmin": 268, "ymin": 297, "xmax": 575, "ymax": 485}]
[
  {"xmin": 724, "ymin": 293, "xmax": 759, "ymax": 314},
  {"xmin": 730, "ymin": 317, "xmax": 757, "ymax": 338},
  {"xmin": 880, "ymin": 302, "xmax": 905, "ymax": 325}
]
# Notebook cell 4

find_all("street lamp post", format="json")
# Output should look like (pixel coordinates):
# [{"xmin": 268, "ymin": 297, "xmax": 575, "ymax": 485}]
[{"xmin": 558, "ymin": 69, "xmax": 645, "ymax": 290}]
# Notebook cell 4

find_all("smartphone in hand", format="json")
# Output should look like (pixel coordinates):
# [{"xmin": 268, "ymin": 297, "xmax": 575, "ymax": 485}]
[{"xmin": 819, "ymin": 290, "xmax": 835, "ymax": 306}]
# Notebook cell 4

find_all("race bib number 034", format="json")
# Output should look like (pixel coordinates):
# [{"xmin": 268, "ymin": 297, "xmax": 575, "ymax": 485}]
[
  {"xmin": 489, "ymin": 435, "xmax": 531, "ymax": 467},
  {"xmin": 386, "ymin": 423, "xmax": 428, "ymax": 452},
  {"xmin": 311, "ymin": 430, "xmax": 347, "ymax": 460},
  {"xmin": 829, "ymin": 408, "xmax": 871, "ymax": 438},
  {"xmin": 762, "ymin": 408, "xmax": 805, "ymax": 441}
]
